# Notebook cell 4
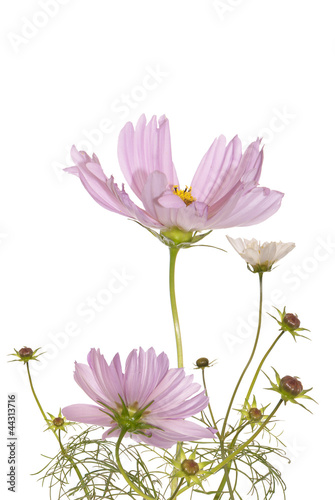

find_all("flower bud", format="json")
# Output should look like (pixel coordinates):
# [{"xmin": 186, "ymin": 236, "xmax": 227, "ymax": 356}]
[
  {"xmin": 248, "ymin": 408, "xmax": 263, "ymax": 422},
  {"xmin": 283, "ymin": 313, "xmax": 301, "ymax": 330},
  {"xmin": 19, "ymin": 347, "xmax": 33, "ymax": 358},
  {"xmin": 280, "ymin": 376, "xmax": 303, "ymax": 397},
  {"xmin": 53, "ymin": 417, "xmax": 65, "ymax": 427},
  {"xmin": 196, "ymin": 357, "xmax": 209, "ymax": 368},
  {"xmin": 181, "ymin": 459, "xmax": 199, "ymax": 475}
]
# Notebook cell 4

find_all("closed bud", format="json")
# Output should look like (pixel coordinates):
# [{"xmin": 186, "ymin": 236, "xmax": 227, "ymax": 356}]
[
  {"xmin": 283, "ymin": 313, "xmax": 301, "ymax": 330},
  {"xmin": 280, "ymin": 376, "xmax": 303, "ymax": 396},
  {"xmin": 196, "ymin": 357, "xmax": 209, "ymax": 368},
  {"xmin": 53, "ymin": 417, "xmax": 64, "ymax": 427},
  {"xmin": 19, "ymin": 347, "xmax": 33, "ymax": 358},
  {"xmin": 181, "ymin": 459, "xmax": 199, "ymax": 475},
  {"xmin": 248, "ymin": 408, "xmax": 263, "ymax": 421}
]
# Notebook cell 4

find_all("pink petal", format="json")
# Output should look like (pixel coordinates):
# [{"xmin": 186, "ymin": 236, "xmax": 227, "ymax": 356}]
[
  {"xmin": 118, "ymin": 115, "xmax": 179, "ymax": 199},
  {"xmin": 62, "ymin": 404, "xmax": 112, "ymax": 426},
  {"xmin": 191, "ymin": 135, "xmax": 242, "ymax": 205},
  {"xmin": 132, "ymin": 419, "xmax": 216, "ymax": 448},
  {"xmin": 209, "ymin": 187, "xmax": 284, "ymax": 228},
  {"xmin": 74, "ymin": 362, "xmax": 107, "ymax": 403},
  {"xmin": 87, "ymin": 349, "xmax": 123, "ymax": 404}
]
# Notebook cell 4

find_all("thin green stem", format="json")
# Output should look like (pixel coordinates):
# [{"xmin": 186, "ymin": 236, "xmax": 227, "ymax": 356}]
[
  {"xmin": 201, "ymin": 368, "xmax": 220, "ymax": 438},
  {"xmin": 26, "ymin": 363, "xmax": 90, "ymax": 499},
  {"xmin": 243, "ymin": 330, "xmax": 285, "ymax": 407},
  {"xmin": 169, "ymin": 247, "xmax": 183, "ymax": 368},
  {"xmin": 168, "ymin": 479, "xmax": 184, "ymax": 500},
  {"xmin": 115, "ymin": 429, "xmax": 154, "ymax": 500},
  {"xmin": 221, "ymin": 273, "xmax": 264, "ymax": 442},
  {"xmin": 26, "ymin": 363, "xmax": 50, "ymax": 424},
  {"xmin": 201, "ymin": 370, "xmax": 235, "ymax": 498}
]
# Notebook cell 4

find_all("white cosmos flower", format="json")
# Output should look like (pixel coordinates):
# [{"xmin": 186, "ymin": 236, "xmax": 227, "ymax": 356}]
[{"xmin": 226, "ymin": 236, "xmax": 295, "ymax": 272}]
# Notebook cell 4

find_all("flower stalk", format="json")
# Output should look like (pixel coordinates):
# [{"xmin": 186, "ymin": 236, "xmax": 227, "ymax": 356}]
[
  {"xmin": 115, "ymin": 429, "xmax": 155, "ymax": 500},
  {"xmin": 169, "ymin": 247, "xmax": 183, "ymax": 368},
  {"xmin": 242, "ymin": 330, "xmax": 285, "ymax": 414},
  {"xmin": 221, "ymin": 272, "xmax": 264, "ymax": 442},
  {"xmin": 26, "ymin": 363, "xmax": 90, "ymax": 500}
]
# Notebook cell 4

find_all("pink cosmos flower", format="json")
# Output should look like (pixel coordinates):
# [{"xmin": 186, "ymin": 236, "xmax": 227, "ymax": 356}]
[
  {"xmin": 66, "ymin": 115, "xmax": 283, "ymax": 237},
  {"xmin": 62, "ymin": 347, "xmax": 216, "ymax": 448}
]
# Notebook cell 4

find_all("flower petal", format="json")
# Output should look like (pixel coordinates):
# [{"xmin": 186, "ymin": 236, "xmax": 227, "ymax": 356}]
[
  {"xmin": 118, "ymin": 115, "xmax": 179, "ymax": 199},
  {"xmin": 62, "ymin": 404, "xmax": 112, "ymax": 426},
  {"xmin": 132, "ymin": 419, "xmax": 216, "ymax": 448},
  {"xmin": 191, "ymin": 135, "xmax": 242, "ymax": 204},
  {"xmin": 208, "ymin": 187, "xmax": 284, "ymax": 228}
]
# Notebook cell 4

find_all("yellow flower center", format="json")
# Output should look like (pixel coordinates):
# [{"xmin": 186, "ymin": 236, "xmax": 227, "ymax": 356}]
[{"xmin": 172, "ymin": 185, "xmax": 196, "ymax": 206}]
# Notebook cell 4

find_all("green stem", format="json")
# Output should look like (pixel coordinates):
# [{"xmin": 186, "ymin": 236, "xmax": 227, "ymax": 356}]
[
  {"xmin": 169, "ymin": 247, "xmax": 183, "ymax": 368},
  {"xmin": 221, "ymin": 273, "xmax": 264, "ymax": 442},
  {"xmin": 201, "ymin": 370, "xmax": 234, "ymax": 498},
  {"xmin": 243, "ymin": 330, "xmax": 285, "ymax": 407},
  {"xmin": 201, "ymin": 368, "xmax": 220, "ymax": 437},
  {"xmin": 168, "ymin": 479, "xmax": 184, "ymax": 500},
  {"xmin": 115, "ymin": 429, "xmax": 154, "ymax": 500},
  {"xmin": 26, "ymin": 363, "xmax": 90, "ymax": 500}
]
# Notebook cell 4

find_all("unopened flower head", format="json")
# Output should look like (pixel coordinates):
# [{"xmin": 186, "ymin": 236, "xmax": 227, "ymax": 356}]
[
  {"xmin": 269, "ymin": 306, "xmax": 310, "ymax": 341},
  {"xmin": 62, "ymin": 348, "xmax": 216, "ymax": 448},
  {"xmin": 46, "ymin": 410, "xmax": 76, "ymax": 433},
  {"xmin": 226, "ymin": 236, "xmax": 295, "ymax": 272},
  {"xmin": 264, "ymin": 368, "xmax": 316, "ymax": 412},
  {"xmin": 8, "ymin": 347, "xmax": 44, "ymax": 365},
  {"xmin": 236, "ymin": 395, "xmax": 269, "ymax": 430},
  {"xmin": 170, "ymin": 449, "xmax": 211, "ymax": 487},
  {"xmin": 66, "ymin": 115, "xmax": 284, "ymax": 247}
]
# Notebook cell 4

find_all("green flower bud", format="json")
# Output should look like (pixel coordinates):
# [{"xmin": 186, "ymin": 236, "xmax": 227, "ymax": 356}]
[{"xmin": 181, "ymin": 459, "xmax": 199, "ymax": 475}]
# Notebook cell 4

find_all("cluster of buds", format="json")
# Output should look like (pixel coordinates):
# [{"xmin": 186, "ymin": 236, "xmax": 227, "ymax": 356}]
[{"xmin": 264, "ymin": 368, "xmax": 315, "ymax": 412}]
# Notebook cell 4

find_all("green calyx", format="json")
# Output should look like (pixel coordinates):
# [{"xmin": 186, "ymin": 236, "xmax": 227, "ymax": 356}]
[
  {"xmin": 236, "ymin": 395, "xmax": 270, "ymax": 430},
  {"xmin": 131, "ymin": 220, "xmax": 214, "ymax": 249},
  {"xmin": 98, "ymin": 396, "xmax": 158, "ymax": 437},
  {"xmin": 248, "ymin": 263, "xmax": 272, "ymax": 273},
  {"xmin": 161, "ymin": 228, "xmax": 194, "ymax": 244},
  {"xmin": 46, "ymin": 409, "xmax": 75, "ymax": 433},
  {"xmin": 169, "ymin": 448, "xmax": 211, "ymax": 488},
  {"xmin": 8, "ymin": 347, "xmax": 44, "ymax": 365}
]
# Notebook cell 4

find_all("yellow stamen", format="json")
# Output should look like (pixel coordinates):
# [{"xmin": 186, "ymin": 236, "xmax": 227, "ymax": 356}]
[{"xmin": 172, "ymin": 185, "xmax": 196, "ymax": 206}]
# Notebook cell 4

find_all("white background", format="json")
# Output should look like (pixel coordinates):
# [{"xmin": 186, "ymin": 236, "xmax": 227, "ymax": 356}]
[{"xmin": 1, "ymin": 1, "xmax": 334, "ymax": 498}]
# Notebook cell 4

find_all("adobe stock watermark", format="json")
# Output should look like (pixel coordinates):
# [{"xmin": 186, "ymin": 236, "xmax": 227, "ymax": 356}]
[
  {"xmin": 222, "ymin": 234, "xmax": 335, "ymax": 353},
  {"xmin": 16, "ymin": 267, "xmax": 134, "ymax": 381},
  {"xmin": 51, "ymin": 64, "xmax": 169, "ymax": 183},
  {"xmin": 212, "ymin": 0, "xmax": 246, "ymax": 21},
  {"xmin": 241, "ymin": 106, "xmax": 296, "ymax": 150},
  {"xmin": 0, "ymin": 232, "xmax": 8, "ymax": 246},
  {"xmin": 245, "ymin": 435, "xmax": 307, "ymax": 499},
  {"xmin": 7, "ymin": 0, "xmax": 72, "ymax": 53}
]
